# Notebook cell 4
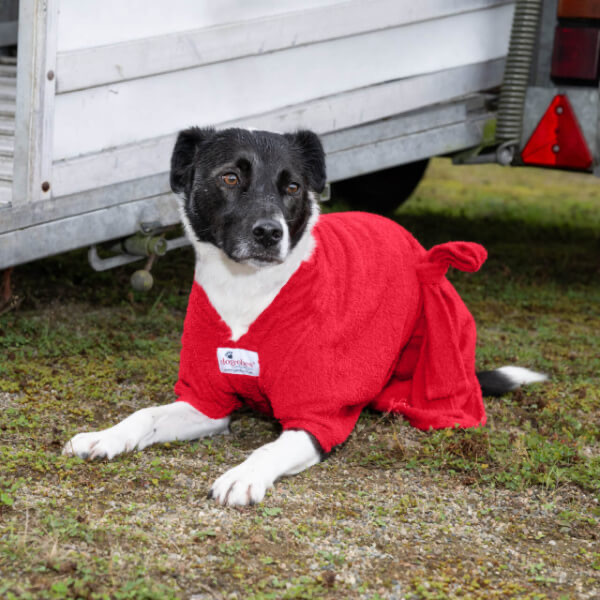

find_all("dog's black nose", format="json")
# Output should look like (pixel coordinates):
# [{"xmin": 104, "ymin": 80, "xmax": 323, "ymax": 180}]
[{"xmin": 252, "ymin": 219, "xmax": 283, "ymax": 247}]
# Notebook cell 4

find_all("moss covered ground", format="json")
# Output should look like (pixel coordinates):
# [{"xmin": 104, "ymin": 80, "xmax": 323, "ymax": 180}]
[{"xmin": 0, "ymin": 159, "xmax": 599, "ymax": 599}]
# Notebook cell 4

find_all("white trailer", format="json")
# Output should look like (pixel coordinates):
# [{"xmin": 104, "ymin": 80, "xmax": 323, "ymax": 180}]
[{"xmin": 0, "ymin": 0, "xmax": 516, "ymax": 273}]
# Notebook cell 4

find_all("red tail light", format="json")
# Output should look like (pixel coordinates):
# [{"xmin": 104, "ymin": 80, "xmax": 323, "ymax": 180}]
[
  {"xmin": 521, "ymin": 95, "xmax": 593, "ymax": 170},
  {"xmin": 551, "ymin": 26, "xmax": 600, "ymax": 82}
]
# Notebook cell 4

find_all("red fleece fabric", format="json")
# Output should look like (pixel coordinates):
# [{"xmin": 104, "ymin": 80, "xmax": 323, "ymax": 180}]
[{"xmin": 175, "ymin": 212, "xmax": 488, "ymax": 453}]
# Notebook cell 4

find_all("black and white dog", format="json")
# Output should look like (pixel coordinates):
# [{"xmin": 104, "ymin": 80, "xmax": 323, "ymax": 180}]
[{"xmin": 63, "ymin": 128, "xmax": 546, "ymax": 506}]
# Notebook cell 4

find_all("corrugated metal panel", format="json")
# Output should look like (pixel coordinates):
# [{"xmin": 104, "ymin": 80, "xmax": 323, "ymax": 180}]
[
  {"xmin": 51, "ymin": 58, "xmax": 506, "ymax": 199},
  {"xmin": 52, "ymin": 4, "xmax": 514, "ymax": 161},
  {"xmin": 55, "ymin": 0, "xmax": 513, "ymax": 93},
  {"xmin": 0, "ymin": 55, "xmax": 15, "ymax": 209},
  {"xmin": 0, "ymin": 98, "xmax": 495, "ymax": 269},
  {"xmin": 1, "ymin": 0, "xmax": 516, "ymax": 267},
  {"xmin": 56, "ymin": 0, "xmax": 347, "ymax": 52}
]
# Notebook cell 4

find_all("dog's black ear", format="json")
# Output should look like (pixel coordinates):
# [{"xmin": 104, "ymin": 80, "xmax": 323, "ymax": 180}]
[
  {"xmin": 170, "ymin": 127, "xmax": 215, "ymax": 194},
  {"xmin": 285, "ymin": 130, "xmax": 327, "ymax": 194}
]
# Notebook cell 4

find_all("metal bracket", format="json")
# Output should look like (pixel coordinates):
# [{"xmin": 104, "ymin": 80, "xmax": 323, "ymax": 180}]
[
  {"xmin": 453, "ymin": 139, "xmax": 519, "ymax": 166},
  {"xmin": 88, "ymin": 245, "xmax": 142, "ymax": 271},
  {"xmin": 496, "ymin": 140, "xmax": 519, "ymax": 166},
  {"xmin": 88, "ymin": 235, "xmax": 190, "ymax": 272}
]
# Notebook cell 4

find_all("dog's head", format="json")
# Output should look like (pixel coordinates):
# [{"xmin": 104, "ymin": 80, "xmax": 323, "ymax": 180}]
[{"xmin": 170, "ymin": 127, "xmax": 326, "ymax": 267}]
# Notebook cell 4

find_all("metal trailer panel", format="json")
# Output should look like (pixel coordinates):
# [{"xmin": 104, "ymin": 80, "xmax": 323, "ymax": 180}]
[
  {"xmin": 55, "ymin": 0, "xmax": 512, "ymax": 93},
  {"xmin": 49, "ymin": 58, "xmax": 506, "ymax": 202},
  {"xmin": 51, "ymin": 4, "xmax": 513, "ymax": 162},
  {"xmin": 56, "ymin": 0, "xmax": 348, "ymax": 52},
  {"xmin": 4, "ymin": 0, "xmax": 514, "ymax": 210},
  {"xmin": 9, "ymin": 63, "xmax": 499, "ymax": 236},
  {"xmin": 4, "ymin": 59, "xmax": 504, "ymax": 233},
  {"xmin": 12, "ymin": 0, "xmax": 57, "ymax": 209},
  {"xmin": 0, "ymin": 98, "xmax": 495, "ymax": 269},
  {"xmin": 0, "ymin": 0, "xmax": 515, "ymax": 271},
  {"xmin": 0, "ymin": 58, "xmax": 15, "ymax": 209}
]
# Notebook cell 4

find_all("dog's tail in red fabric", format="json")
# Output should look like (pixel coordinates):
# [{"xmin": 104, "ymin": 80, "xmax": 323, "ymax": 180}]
[{"xmin": 477, "ymin": 366, "xmax": 548, "ymax": 397}]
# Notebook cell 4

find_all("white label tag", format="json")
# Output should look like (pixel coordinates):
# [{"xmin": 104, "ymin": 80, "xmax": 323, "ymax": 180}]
[{"xmin": 217, "ymin": 348, "xmax": 260, "ymax": 377}]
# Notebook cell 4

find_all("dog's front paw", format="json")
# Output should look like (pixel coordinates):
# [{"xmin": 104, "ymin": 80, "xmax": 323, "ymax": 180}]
[
  {"xmin": 62, "ymin": 430, "xmax": 132, "ymax": 460},
  {"xmin": 210, "ymin": 462, "xmax": 273, "ymax": 506}
]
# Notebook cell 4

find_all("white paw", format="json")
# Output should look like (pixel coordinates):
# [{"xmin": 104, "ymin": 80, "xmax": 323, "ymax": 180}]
[
  {"xmin": 209, "ymin": 461, "xmax": 273, "ymax": 506},
  {"xmin": 62, "ymin": 430, "xmax": 133, "ymax": 460}
]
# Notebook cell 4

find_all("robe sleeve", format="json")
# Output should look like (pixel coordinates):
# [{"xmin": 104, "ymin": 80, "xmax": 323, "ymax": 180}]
[
  {"xmin": 173, "ymin": 284, "xmax": 242, "ymax": 420},
  {"xmin": 371, "ymin": 241, "xmax": 488, "ymax": 429},
  {"xmin": 278, "ymin": 404, "xmax": 365, "ymax": 455},
  {"xmin": 174, "ymin": 374, "xmax": 241, "ymax": 420}
]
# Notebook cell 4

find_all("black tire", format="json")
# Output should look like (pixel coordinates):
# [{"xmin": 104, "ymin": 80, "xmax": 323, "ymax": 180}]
[{"xmin": 330, "ymin": 159, "xmax": 430, "ymax": 214}]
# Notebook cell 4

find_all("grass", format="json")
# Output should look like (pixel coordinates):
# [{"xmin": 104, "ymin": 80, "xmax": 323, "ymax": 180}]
[{"xmin": 0, "ymin": 159, "xmax": 599, "ymax": 598}]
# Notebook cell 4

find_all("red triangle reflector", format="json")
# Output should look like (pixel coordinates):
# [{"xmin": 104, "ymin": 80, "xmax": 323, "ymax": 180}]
[{"xmin": 521, "ymin": 95, "xmax": 593, "ymax": 170}]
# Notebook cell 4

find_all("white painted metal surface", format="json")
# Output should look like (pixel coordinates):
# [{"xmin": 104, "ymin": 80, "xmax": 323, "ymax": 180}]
[
  {"xmin": 51, "ymin": 59, "xmax": 505, "ymax": 199},
  {"xmin": 0, "ymin": 98, "xmax": 495, "ymax": 267},
  {"xmin": 12, "ymin": 0, "xmax": 58, "ymax": 207},
  {"xmin": 52, "ymin": 3, "xmax": 513, "ymax": 161},
  {"xmin": 55, "ymin": 0, "xmax": 510, "ymax": 93},
  {"xmin": 56, "ymin": 0, "xmax": 347, "ymax": 52},
  {"xmin": 1, "ymin": 0, "xmax": 516, "ymax": 270}
]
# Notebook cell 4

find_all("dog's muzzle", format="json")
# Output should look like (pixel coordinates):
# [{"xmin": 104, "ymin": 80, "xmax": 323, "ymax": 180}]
[
  {"xmin": 252, "ymin": 219, "xmax": 283, "ymax": 249},
  {"xmin": 227, "ymin": 216, "xmax": 290, "ymax": 266}
]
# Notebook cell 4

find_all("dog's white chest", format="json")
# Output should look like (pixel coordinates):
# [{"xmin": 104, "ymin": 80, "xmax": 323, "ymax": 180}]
[
  {"xmin": 196, "ymin": 262, "xmax": 284, "ymax": 341},
  {"xmin": 194, "ymin": 229, "xmax": 316, "ymax": 341}
]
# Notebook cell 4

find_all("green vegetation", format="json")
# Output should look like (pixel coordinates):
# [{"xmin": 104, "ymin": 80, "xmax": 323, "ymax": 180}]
[{"xmin": 0, "ymin": 159, "xmax": 599, "ymax": 598}]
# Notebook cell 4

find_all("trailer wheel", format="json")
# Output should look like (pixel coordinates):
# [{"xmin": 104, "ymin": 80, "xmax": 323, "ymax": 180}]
[{"xmin": 330, "ymin": 159, "xmax": 430, "ymax": 214}]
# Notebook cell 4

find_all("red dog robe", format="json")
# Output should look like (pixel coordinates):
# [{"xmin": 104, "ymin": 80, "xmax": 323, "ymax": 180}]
[{"xmin": 175, "ymin": 212, "xmax": 488, "ymax": 453}]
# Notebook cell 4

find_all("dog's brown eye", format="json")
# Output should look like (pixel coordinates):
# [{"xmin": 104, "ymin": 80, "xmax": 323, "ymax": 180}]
[
  {"xmin": 222, "ymin": 173, "xmax": 239, "ymax": 186},
  {"xmin": 286, "ymin": 182, "xmax": 300, "ymax": 194}
]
